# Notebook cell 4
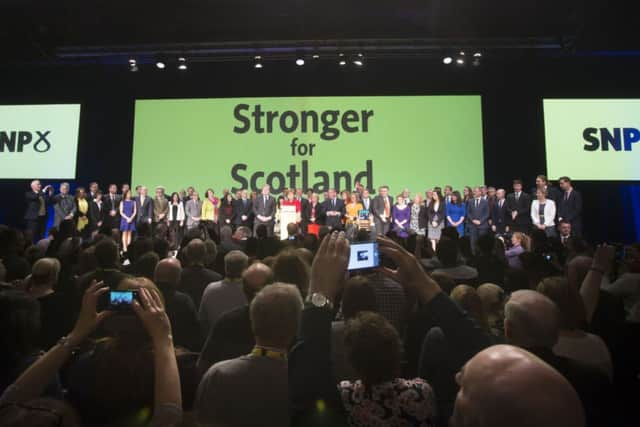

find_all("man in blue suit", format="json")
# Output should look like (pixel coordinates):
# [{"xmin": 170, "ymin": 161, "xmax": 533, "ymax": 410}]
[{"xmin": 466, "ymin": 186, "xmax": 490, "ymax": 254}]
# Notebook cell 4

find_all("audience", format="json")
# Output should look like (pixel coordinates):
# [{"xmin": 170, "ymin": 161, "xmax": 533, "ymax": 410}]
[
  {"xmin": 195, "ymin": 283, "xmax": 302, "ymax": 427},
  {"xmin": 197, "ymin": 262, "xmax": 273, "ymax": 374},
  {"xmin": 180, "ymin": 239, "xmax": 222, "ymax": 308},
  {"xmin": 154, "ymin": 258, "xmax": 202, "ymax": 351},
  {"xmin": 0, "ymin": 178, "xmax": 637, "ymax": 427},
  {"xmin": 198, "ymin": 250, "xmax": 249, "ymax": 335}
]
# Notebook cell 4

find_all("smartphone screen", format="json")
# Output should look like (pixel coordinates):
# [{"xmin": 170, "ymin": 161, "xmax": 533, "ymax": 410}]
[
  {"xmin": 109, "ymin": 290, "xmax": 135, "ymax": 309},
  {"xmin": 348, "ymin": 242, "xmax": 380, "ymax": 271}
]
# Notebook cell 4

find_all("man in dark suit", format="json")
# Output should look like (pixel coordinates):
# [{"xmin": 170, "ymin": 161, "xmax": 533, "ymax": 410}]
[
  {"xmin": 253, "ymin": 184, "xmax": 276, "ymax": 236},
  {"xmin": 103, "ymin": 183, "xmax": 121, "ymax": 230},
  {"xmin": 372, "ymin": 185, "xmax": 394, "ymax": 237},
  {"xmin": 24, "ymin": 179, "xmax": 52, "ymax": 242},
  {"xmin": 233, "ymin": 189, "xmax": 253, "ymax": 229},
  {"xmin": 490, "ymin": 188, "xmax": 509, "ymax": 235},
  {"xmin": 135, "ymin": 185, "xmax": 154, "ymax": 227},
  {"xmin": 51, "ymin": 182, "xmax": 75, "ymax": 227},
  {"xmin": 466, "ymin": 186, "xmax": 490, "ymax": 254},
  {"xmin": 506, "ymin": 179, "xmax": 531, "ymax": 233},
  {"xmin": 321, "ymin": 188, "xmax": 345, "ymax": 230},
  {"xmin": 558, "ymin": 176, "xmax": 583, "ymax": 237}
]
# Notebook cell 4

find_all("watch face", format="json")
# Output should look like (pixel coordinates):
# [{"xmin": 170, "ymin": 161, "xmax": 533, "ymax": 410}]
[{"xmin": 311, "ymin": 293, "xmax": 327, "ymax": 307}]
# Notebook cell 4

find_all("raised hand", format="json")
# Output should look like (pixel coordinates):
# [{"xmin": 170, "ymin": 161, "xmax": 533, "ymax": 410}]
[
  {"xmin": 377, "ymin": 235, "xmax": 441, "ymax": 303},
  {"xmin": 309, "ymin": 231, "xmax": 350, "ymax": 302},
  {"xmin": 591, "ymin": 244, "xmax": 615, "ymax": 274},
  {"xmin": 69, "ymin": 280, "xmax": 111, "ymax": 345},
  {"xmin": 132, "ymin": 287, "xmax": 173, "ymax": 345}
]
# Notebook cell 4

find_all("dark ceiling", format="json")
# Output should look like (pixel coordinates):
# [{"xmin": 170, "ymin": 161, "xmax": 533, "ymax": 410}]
[{"xmin": 1, "ymin": 0, "xmax": 638, "ymax": 64}]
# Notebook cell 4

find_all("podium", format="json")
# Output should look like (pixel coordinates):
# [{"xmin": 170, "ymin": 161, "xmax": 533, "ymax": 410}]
[{"xmin": 280, "ymin": 205, "xmax": 298, "ymax": 240}]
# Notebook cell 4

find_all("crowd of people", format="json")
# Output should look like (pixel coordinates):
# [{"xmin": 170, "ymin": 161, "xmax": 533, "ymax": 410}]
[{"xmin": 0, "ymin": 173, "xmax": 637, "ymax": 427}]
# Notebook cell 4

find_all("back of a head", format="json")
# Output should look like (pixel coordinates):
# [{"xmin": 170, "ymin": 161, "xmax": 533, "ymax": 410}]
[
  {"xmin": 344, "ymin": 311, "xmax": 401, "ymax": 386},
  {"xmin": 250, "ymin": 283, "xmax": 302, "ymax": 348},
  {"xmin": 186, "ymin": 238, "xmax": 206, "ymax": 266},
  {"xmin": 504, "ymin": 290, "xmax": 560, "ymax": 349},
  {"xmin": 355, "ymin": 228, "xmax": 371, "ymax": 243},
  {"xmin": 451, "ymin": 344, "xmax": 585, "ymax": 427},
  {"xmin": 224, "ymin": 250, "xmax": 249, "ymax": 279},
  {"xmin": 272, "ymin": 250, "xmax": 310, "ymax": 298},
  {"xmin": 256, "ymin": 224, "xmax": 268, "ymax": 239},
  {"xmin": 477, "ymin": 283, "xmax": 505, "ymax": 318},
  {"xmin": 242, "ymin": 262, "xmax": 274, "ymax": 301},
  {"xmin": 235, "ymin": 226, "xmax": 252, "ymax": 240},
  {"xmin": 154, "ymin": 258, "xmax": 182, "ymax": 289},
  {"xmin": 131, "ymin": 237, "xmax": 153, "ymax": 262},
  {"xmin": 537, "ymin": 276, "xmax": 577, "ymax": 330},
  {"xmin": 450, "ymin": 285, "xmax": 489, "ymax": 331},
  {"xmin": 341, "ymin": 276, "xmax": 377, "ymax": 320},
  {"xmin": 30, "ymin": 257, "xmax": 61, "ymax": 288},
  {"xmin": 95, "ymin": 238, "xmax": 119, "ymax": 269},
  {"xmin": 295, "ymin": 247, "xmax": 314, "ymax": 267},
  {"xmin": 437, "ymin": 237, "xmax": 459, "ymax": 268},
  {"xmin": 220, "ymin": 225, "xmax": 233, "ymax": 242},
  {"xmin": 286, "ymin": 222, "xmax": 299, "ymax": 237},
  {"xmin": 134, "ymin": 252, "xmax": 160, "ymax": 280},
  {"xmin": 203, "ymin": 239, "xmax": 218, "ymax": 268}
]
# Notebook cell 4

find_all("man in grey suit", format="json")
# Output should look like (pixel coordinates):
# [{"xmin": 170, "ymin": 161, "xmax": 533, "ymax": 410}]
[
  {"xmin": 466, "ymin": 186, "xmax": 490, "ymax": 254},
  {"xmin": 135, "ymin": 185, "xmax": 154, "ymax": 227},
  {"xmin": 371, "ymin": 185, "xmax": 394, "ymax": 237},
  {"xmin": 51, "ymin": 182, "xmax": 75, "ymax": 227},
  {"xmin": 185, "ymin": 191, "xmax": 202, "ymax": 229},
  {"xmin": 253, "ymin": 184, "xmax": 276, "ymax": 236}
]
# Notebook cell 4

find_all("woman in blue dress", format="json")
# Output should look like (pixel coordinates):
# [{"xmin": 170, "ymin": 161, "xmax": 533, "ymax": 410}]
[
  {"xmin": 392, "ymin": 195, "xmax": 411, "ymax": 239},
  {"xmin": 119, "ymin": 190, "xmax": 137, "ymax": 253},
  {"xmin": 446, "ymin": 190, "xmax": 466, "ymax": 237}
]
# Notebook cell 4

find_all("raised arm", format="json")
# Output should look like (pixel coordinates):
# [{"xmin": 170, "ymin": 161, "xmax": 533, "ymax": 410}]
[{"xmin": 0, "ymin": 281, "xmax": 111, "ymax": 404}]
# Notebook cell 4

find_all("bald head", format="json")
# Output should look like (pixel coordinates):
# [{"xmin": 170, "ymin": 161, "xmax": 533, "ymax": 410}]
[
  {"xmin": 242, "ymin": 262, "xmax": 274, "ymax": 301},
  {"xmin": 154, "ymin": 258, "xmax": 182, "ymax": 289},
  {"xmin": 504, "ymin": 290, "xmax": 560, "ymax": 348},
  {"xmin": 451, "ymin": 345, "xmax": 585, "ymax": 427}
]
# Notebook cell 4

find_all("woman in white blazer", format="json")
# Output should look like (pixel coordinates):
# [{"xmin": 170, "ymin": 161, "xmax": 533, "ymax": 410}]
[
  {"xmin": 168, "ymin": 192, "xmax": 186, "ymax": 248},
  {"xmin": 531, "ymin": 188, "xmax": 557, "ymax": 237}
]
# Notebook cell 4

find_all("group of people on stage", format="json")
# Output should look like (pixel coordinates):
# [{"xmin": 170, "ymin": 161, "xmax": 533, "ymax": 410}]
[{"xmin": 24, "ymin": 174, "xmax": 583, "ymax": 252}]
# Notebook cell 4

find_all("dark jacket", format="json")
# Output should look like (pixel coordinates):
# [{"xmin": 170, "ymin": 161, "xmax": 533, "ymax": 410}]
[{"xmin": 24, "ymin": 191, "xmax": 49, "ymax": 220}]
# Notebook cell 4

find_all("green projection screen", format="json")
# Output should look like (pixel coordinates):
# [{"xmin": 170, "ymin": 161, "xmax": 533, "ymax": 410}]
[
  {"xmin": 544, "ymin": 99, "xmax": 640, "ymax": 181},
  {"xmin": 132, "ymin": 96, "xmax": 484, "ymax": 194},
  {"xmin": 0, "ymin": 104, "xmax": 81, "ymax": 179}
]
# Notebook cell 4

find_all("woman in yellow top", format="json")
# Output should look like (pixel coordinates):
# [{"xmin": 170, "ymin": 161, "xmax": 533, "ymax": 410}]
[
  {"xmin": 345, "ymin": 192, "xmax": 364, "ymax": 226},
  {"xmin": 201, "ymin": 188, "xmax": 219, "ymax": 222},
  {"xmin": 74, "ymin": 187, "xmax": 91, "ymax": 240}
]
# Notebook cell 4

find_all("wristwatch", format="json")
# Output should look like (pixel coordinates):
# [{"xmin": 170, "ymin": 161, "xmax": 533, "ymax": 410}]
[{"xmin": 307, "ymin": 292, "xmax": 334, "ymax": 310}]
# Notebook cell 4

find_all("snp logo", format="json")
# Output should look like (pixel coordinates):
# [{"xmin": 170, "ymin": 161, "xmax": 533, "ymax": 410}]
[
  {"xmin": 0, "ymin": 131, "xmax": 51, "ymax": 153},
  {"xmin": 583, "ymin": 127, "xmax": 640, "ymax": 151}
]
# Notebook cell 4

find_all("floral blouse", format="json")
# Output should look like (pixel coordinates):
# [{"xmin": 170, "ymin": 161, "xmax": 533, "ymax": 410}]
[{"xmin": 338, "ymin": 378, "xmax": 436, "ymax": 427}]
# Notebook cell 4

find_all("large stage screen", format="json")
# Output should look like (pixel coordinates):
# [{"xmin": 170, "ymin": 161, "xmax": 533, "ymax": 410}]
[
  {"xmin": 132, "ymin": 96, "xmax": 484, "ymax": 194},
  {"xmin": 0, "ymin": 104, "xmax": 81, "ymax": 179},
  {"xmin": 544, "ymin": 99, "xmax": 640, "ymax": 181}
]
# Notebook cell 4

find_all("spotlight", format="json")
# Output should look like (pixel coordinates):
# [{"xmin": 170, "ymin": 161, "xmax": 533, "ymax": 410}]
[
  {"xmin": 472, "ymin": 58, "xmax": 481, "ymax": 67},
  {"xmin": 156, "ymin": 60, "xmax": 166, "ymax": 69},
  {"xmin": 443, "ymin": 56, "xmax": 453, "ymax": 64},
  {"xmin": 177, "ymin": 57, "xmax": 187, "ymax": 70},
  {"xmin": 456, "ymin": 57, "xmax": 465, "ymax": 65},
  {"xmin": 339, "ymin": 60, "xmax": 347, "ymax": 66},
  {"xmin": 254, "ymin": 62, "xmax": 263, "ymax": 69},
  {"xmin": 353, "ymin": 59, "xmax": 363, "ymax": 67},
  {"xmin": 473, "ymin": 52, "xmax": 482, "ymax": 57},
  {"xmin": 312, "ymin": 54, "xmax": 319, "ymax": 59},
  {"xmin": 459, "ymin": 51, "xmax": 466, "ymax": 56},
  {"xmin": 296, "ymin": 58, "xmax": 305, "ymax": 66}
]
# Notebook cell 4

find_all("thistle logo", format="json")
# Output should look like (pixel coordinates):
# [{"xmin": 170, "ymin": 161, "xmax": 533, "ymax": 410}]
[{"xmin": 0, "ymin": 130, "xmax": 52, "ymax": 153}]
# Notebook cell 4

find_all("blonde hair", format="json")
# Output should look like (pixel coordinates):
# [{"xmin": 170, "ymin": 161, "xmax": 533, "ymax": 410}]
[{"xmin": 512, "ymin": 232, "xmax": 531, "ymax": 251}]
